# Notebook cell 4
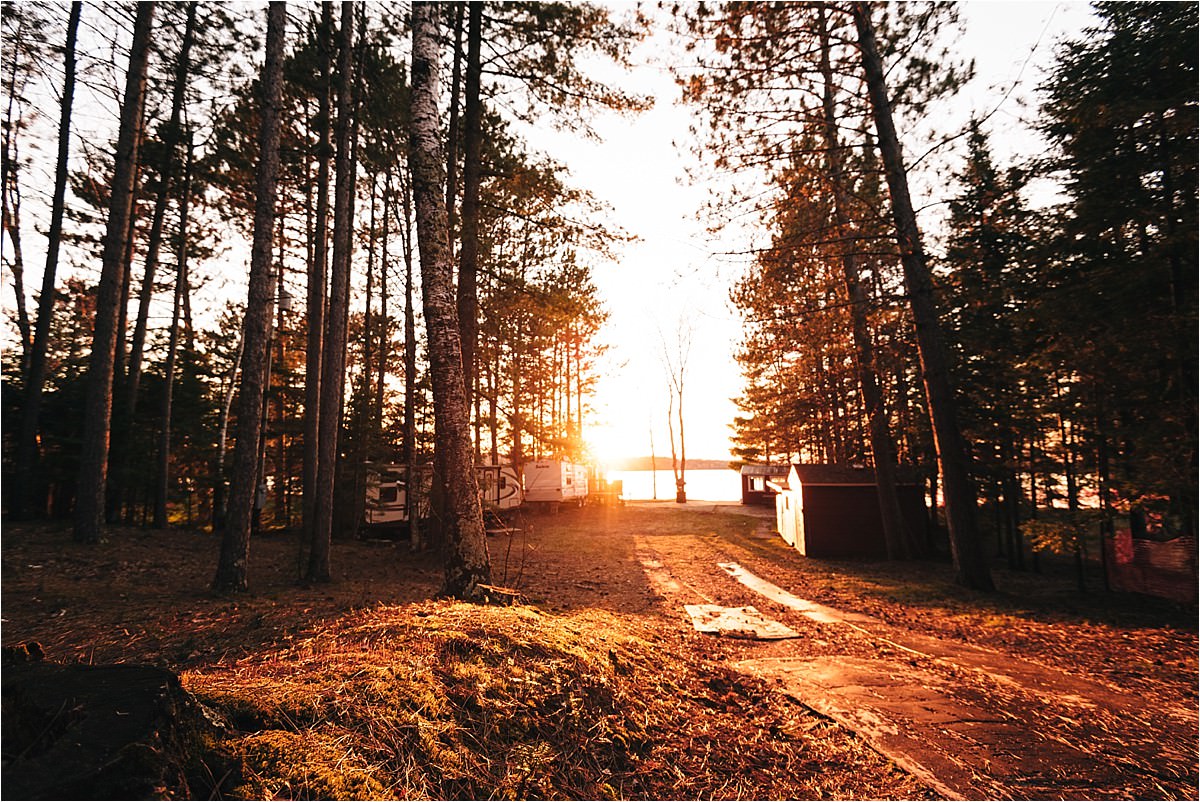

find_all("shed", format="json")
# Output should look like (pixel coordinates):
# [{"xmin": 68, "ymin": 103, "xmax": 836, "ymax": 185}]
[
  {"xmin": 775, "ymin": 464, "xmax": 928, "ymax": 560},
  {"xmin": 740, "ymin": 463, "xmax": 791, "ymax": 506}
]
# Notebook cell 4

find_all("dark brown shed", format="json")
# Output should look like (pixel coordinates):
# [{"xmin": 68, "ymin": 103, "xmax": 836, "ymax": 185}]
[{"xmin": 775, "ymin": 464, "xmax": 928, "ymax": 560}]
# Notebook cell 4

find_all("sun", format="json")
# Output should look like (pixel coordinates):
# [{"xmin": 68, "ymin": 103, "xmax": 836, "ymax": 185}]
[{"xmin": 585, "ymin": 419, "xmax": 645, "ymax": 471}]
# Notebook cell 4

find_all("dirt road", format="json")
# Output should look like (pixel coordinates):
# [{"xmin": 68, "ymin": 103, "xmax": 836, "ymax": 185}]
[{"xmin": 514, "ymin": 502, "xmax": 1199, "ymax": 800}]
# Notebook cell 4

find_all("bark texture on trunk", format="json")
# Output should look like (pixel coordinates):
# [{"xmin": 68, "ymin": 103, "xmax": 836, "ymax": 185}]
[
  {"xmin": 73, "ymin": 2, "xmax": 155, "ymax": 543},
  {"xmin": 818, "ymin": 6, "xmax": 909, "ymax": 560},
  {"xmin": 851, "ymin": 2, "xmax": 992, "ymax": 589},
  {"xmin": 444, "ymin": 2, "xmax": 464, "ymax": 228},
  {"xmin": 409, "ymin": 3, "xmax": 491, "ymax": 599},
  {"xmin": 457, "ymin": 1, "xmax": 483, "ymax": 408},
  {"xmin": 213, "ymin": 1, "xmax": 286, "ymax": 591}
]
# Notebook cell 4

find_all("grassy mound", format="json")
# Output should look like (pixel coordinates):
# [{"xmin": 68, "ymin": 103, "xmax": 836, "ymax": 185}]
[{"xmin": 185, "ymin": 601, "xmax": 925, "ymax": 800}]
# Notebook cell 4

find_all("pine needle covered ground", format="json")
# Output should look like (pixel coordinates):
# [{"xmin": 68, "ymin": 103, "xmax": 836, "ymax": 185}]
[{"xmin": 185, "ymin": 600, "xmax": 929, "ymax": 799}]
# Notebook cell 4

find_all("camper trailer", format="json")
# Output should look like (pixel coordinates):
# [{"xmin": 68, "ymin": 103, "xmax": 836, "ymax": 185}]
[
  {"xmin": 522, "ymin": 460, "xmax": 590, "ymax": 510},
  {"xmin": 363, "ymin": 463, "xmax": 521, "ymax": 530},
  {"xmin": 363, "ymin": 463, "xmax": 431, "ymax": 529},
  {"xmin": 476, "ymin": 463, "xmax": 523, "ymax": 512}
]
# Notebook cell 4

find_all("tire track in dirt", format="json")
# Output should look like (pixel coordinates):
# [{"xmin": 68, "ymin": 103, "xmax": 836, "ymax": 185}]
[{"xmin": 633, "ymin": 517, "xmax": 1198, "ymax": 800}]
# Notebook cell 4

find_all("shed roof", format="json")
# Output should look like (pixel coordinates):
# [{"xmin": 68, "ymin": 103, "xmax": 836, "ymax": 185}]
[
  {"xmin": 740, "ymin": 463, "xmax": 791, "ymax": 477},
  {"xmin": 790, "ymin": 463, "xmax": 923, "ymax": 486}
]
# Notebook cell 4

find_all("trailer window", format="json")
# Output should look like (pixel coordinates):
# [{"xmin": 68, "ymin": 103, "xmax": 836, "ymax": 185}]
[{"xmin": 380, "ymin": 486, "xmax": 398, "ymax": 504}]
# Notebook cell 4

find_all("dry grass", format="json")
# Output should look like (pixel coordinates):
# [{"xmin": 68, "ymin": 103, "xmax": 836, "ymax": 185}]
[{"xmin": 185, "ymin": 600, "xmax": 930, "ymax": 800}]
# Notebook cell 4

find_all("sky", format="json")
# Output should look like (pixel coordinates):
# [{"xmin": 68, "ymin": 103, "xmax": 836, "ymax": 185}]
[
  {"xmin": 527, "ymin": 1, "xmax": 1098, "ymax": 468},
  {"xmin": 1, "ymin": 2, "xmax": 1098, "ymax": 471}
]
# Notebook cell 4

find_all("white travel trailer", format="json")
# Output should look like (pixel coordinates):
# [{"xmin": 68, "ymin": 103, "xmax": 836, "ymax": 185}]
[
  {"xmin": 363, "ymin": 463, "xmax": 430, "ymax": 529},
  {"xmin": 363, "ymin": 463, "xmax": 521, "ymax": 529},
  {"xmin": 522, "ymin": 460, "xmax": 590, "ymax": 509},
  {"xmin": 476, "ymin": 463, "xmax": 523, "ymax": 512}
]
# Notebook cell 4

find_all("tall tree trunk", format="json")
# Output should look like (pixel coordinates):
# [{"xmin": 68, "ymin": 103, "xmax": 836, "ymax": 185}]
[
  {"xmin": 213, "ymin": 333, "xmax": 244, "ymax": 531},
  {"xmin": 74, "ymin": 2, "xmax": 155, "ymax": 544},
  {"xmin": 108, "ymin": 118, "xmax": 146, "ymax": 524},
  {"xmin": 351, "ymin": 174, "xmax": 378, "ymax": 532},
  {"xmin": 851, "ymin": 2, "xmax": 992, "ymax": 590},
  {"xmin": 303, "ymin": 0, "xmax": 333, "ymax": 566},
  {"xmin": 409, "ymin": 2, "xmax": 491, "ymax": 599},
  {"xmin": 2, "ymin": 18, "xmax": 32, "ymax": 372},
  {"xmin": 2, "ymin": 156, "xmax": 30, "ymax": 368},
  {"xmin": 510, "ymin": 321, "xmax": 524, "ymax": 472},
  {"xmin": 112, "ymin": 175, "xmax": 139, "ymax": 387},
  {"xmin": 14, "ymin": 0, "xmax": 81, "ymax": 520},
  {"xmin": 310, "ymin": 0, "xmax": 356, "ymax": 583},
  {"xmin": 398, "ymin": 165, "xmax": 420, "ymax": 551},
  {"xmin": 360, "ymin": 174, "xmax": 377, "ymax": 448},
  {"xmin": 574, "ymin": 332, "xmax": 583, "ymax": 454},
  {"xmin": 154, "ymin": 129, "xmax": 193, "ymax": 529},
  {"xmin": 212, "ymin": 0, "xmax": 286, "ymax": 590},
  {"xmin": 817, "ymin": 5, "xmax": 909, "ymax": 559},
  {"xmin": 114, "ymin": 0, "xmax": 198, "ymax": 517},
  {"xmin": 271, "ymin": 243, "xmax": 287, "ymax": 522},
  {"xmin": 181, "ymin": 256, "xmax": 194, "ymax": 350},
  {"xmin": 457, "ymin": 1, "xmax": 483, "ymax": 407},
  {"xmin": 375, "ymin": 173, "xmax": 391, "ymax": 428},
  {"xmin": 444, "ymin": 1, "xmax": 465, "ymax": 229}
]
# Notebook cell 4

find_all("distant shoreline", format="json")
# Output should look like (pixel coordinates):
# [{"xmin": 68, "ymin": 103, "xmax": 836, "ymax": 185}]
[{"xmin": 607, "ymin": 457, "xmax": 736, "ymax": 472}]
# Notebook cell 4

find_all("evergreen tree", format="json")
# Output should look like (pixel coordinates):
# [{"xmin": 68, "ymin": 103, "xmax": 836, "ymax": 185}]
[
  {"xmin": 74, "ymin": 2, "xmax": 156, "ymax": 544},
  {"xmin": 213, "ymin": 1, "xmax": 287, "ymax": 592},
  {"xmin": 13, "ymin": 1, "xmax": 82, "ymax": 520},
  {"xmin": 1037, "ymin": 1, "xmax": 1198, "ymax": 540},
  {"xmin": 941, "ymin": 122, "xmax": 1038, "ymax": 568}
]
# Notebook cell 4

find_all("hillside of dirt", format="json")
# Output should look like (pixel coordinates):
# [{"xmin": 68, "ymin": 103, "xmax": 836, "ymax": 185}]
[{"xmin": 2, "ymin": 504, "xmax": 1196, "ymax": 799}]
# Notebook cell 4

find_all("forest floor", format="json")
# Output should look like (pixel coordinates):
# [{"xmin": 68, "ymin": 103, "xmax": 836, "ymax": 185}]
[{"xmin": 2, "ymin": 503, "xmax": 1197, "ymax": 799}]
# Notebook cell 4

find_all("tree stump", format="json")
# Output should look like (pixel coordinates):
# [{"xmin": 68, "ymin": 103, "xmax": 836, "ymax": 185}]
[{"xmin": 2, "ymin": 651, "xmax": 230, "ymax": 799}]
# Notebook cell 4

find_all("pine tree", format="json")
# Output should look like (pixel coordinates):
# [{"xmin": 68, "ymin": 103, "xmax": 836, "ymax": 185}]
[
  {"xmin": 74, "ymin": 2, "xmax": 156, "ymax": 544},
  {"xmin": 213, "ymin": 1, "xmax": 287, "ymax": 592},
  {"xmin": 409, "ymin": 1, "xmax": 491, "ymax": 600},
  {"xmin": 13, "ymin": 1, "xmax": 82, "ymax": 520},
  {"xmin": 1037, "ymin": 1, "xmax": 1198, "ymax": 540},
  {"xmin": 309, "ymin": 0, "xmax": 356, "ymax": 584},
  {"xmin": 851, "ymin": 1, "xmax": 992, "ymax": 590}
]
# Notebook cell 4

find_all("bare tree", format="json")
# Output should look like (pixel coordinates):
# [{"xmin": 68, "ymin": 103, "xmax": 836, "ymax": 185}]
[
  {"xmin": 212, "ymin": 0, "xmax": 287, "ymax": 591},
  {"xmin": 409, "ymin": 1, "xmax": 491, "ymax": 599},
  {"xmin": 74, "ymin": 2, "xmax": 156, "ymax": 544},
  {"xmin": 661, "ymin": 320, "xmax": 692, "ymax": 504}
]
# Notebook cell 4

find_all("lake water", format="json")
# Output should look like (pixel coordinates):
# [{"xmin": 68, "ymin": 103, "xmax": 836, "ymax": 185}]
[{"xmin": 606, "ymin": 468, "xmax": 742, "ymax": 502}]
